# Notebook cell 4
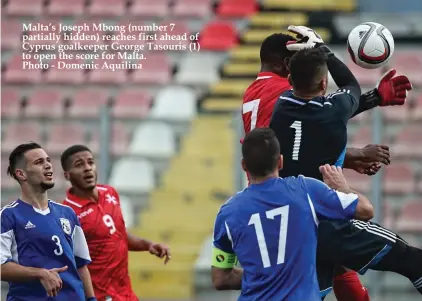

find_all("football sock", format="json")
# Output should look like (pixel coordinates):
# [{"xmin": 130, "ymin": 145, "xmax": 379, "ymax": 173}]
[{"xmin": 333, "ymin": 270, "xmax": 370, "ymax": 301}]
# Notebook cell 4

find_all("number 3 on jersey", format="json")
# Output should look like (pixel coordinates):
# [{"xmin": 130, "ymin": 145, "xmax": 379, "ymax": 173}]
[
  {"xmin": 243, "ymin": 99, "xmax": 260, "ymax": 131},
  {"xmin": 248, "ymin": 205, "xmax": 289, "ymax": 268}
]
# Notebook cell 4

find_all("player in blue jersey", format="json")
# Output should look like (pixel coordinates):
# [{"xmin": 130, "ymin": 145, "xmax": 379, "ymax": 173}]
[
  {"xmin": 211, "ymin": 128, "xmax": 375, "ymax": 301},
  {"xmin": 1, "ymin": 142, "xmax": 97, "ymax": 301}
]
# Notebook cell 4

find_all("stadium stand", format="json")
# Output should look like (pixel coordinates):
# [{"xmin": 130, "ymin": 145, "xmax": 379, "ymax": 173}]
[{"xmin": 1, "ymin": 0, "xmax": 421, "ymax": 300}]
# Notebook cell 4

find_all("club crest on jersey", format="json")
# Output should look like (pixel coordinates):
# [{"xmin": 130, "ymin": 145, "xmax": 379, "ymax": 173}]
[
  {"xmin": 105, "ymin": 194, "xmax": 117, "ymax": 205},
  {"xmin": 60, "ymin": 218, "xmax": 72, "ymax": 235}
]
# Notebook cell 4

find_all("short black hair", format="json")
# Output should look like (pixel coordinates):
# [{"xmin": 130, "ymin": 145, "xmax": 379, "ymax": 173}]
[
  {"xmin": 242, "ymin": 128, "xmax": 280, "ymax": 177},
  {"xmin": 61, "ymin": 145, "xmax": 92, "ymax": 171},
  {"xmin": 288, "ymin": 48, "xmax": 328, "ymax": 93},
  {"xmin": 260, "ymin": 33, "xmax": 296, "ymax": 64},
  {"xmin": 8, "ymin": 142, "xmax": 42, "ymax": 181}
]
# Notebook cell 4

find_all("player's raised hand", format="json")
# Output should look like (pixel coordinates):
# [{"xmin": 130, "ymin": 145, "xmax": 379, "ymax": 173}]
[
  {"xmin": 39, "ymin": 266, "xmax": 68, "ymax": 297},
  {"xmin": 285, "ymin": 25, "xmax": 324, "ymax": 51},
  {"xmin": 319, "ymin": 164, "xmax": 350, "ymax": 191},
  {"xmin": 376, "ymin": 69, "xmax": 413, "ymax": 106},
  {"xmin": 351, "ymin": 161, "xmax": 383, "ymax": 176},
  {"xmin": 360, "ymin": 144, "xmax": 390, "ymax": 165},
  {"xmin": 149, "ymin": 243, "xmax": 171, "ymax": 264}
]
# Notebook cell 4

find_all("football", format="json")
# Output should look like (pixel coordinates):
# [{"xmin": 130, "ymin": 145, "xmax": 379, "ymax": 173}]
[{"xmin": 347, "ymin": 22, "xmax": 394, "ymax": 69}]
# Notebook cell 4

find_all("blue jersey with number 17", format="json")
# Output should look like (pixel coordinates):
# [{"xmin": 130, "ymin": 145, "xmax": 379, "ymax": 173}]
[{"xmin": 212, "ymin": 176, "xmax": 359, "ymax": 301}]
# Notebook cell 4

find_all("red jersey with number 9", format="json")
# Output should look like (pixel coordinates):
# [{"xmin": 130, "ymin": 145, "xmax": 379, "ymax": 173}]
[
  {"xmin": 242, "ymin": 72, "xmax": 291, "ymax": 134},
  {"xmin": 63, "ymin": 184, "xmax": 138, "ymax": 301}
]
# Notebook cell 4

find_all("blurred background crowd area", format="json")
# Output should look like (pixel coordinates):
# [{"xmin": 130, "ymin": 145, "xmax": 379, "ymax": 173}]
[{"xmin": 1, "ymin": 0, "xmax": 422, "ymax": 300}]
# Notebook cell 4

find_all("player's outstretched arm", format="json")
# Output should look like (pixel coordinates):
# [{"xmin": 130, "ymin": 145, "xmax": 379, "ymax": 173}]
[
  {"xmin": 344, "ymin": 144, "xmax": 390, "ymax": 175},
  {"xmin": 352, "ymin": 69, "xmax": 413, "ymax": 117},
  {"xmin": 77, "ymin": 265, "xmax": 96, "ymax": 300},
  {"xmin": 127, "ymin": 233, "xmax": 171, "ymax": 264},
  {"xmin": 319, "ymin": 165, "xmax": 374, "ymax": 221}
]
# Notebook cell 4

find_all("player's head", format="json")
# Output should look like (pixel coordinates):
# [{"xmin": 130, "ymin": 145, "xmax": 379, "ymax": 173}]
[
  {"xmin": 288, "ymin": 48, "xmax": 329, "ymax": 96},
  {"xmin": 61, "ymin": 145, "xmax": 97, "ymax": 190},
  {"xmin": 241, "ymin": 128, "xmax": 282, "ymax": 180},
  {"xmin": 260, "ymin": 33, "xmax": 296, "ymax": 77},
  {"xmin": 7, "ymin": 142, "xmax": 54, "ymax": 191}
]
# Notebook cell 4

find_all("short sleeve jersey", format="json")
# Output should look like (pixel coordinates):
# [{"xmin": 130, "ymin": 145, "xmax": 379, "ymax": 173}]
[
  {"xmin": 212, "ymin": 176, "xmax": 358, "ymax": 301},
  {"xmin": 63, "ymin": 185, "xmax": 138, "ymax": 301},
  {"xmin": 1, "ymin": 199, "xmax": 91, "ymax": 301},
  {"xmin": 242, "ymin": 72, "xmax": 291, "ymax": 134},
  {"xmin": 270, "ymin": 89, "xmax": 359, "ymax": 180}
]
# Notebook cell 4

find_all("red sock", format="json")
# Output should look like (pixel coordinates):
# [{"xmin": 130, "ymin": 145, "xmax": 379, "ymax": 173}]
[{"xmin": 333, "ymin": 271, "xmax": 370, "ymax": 301}]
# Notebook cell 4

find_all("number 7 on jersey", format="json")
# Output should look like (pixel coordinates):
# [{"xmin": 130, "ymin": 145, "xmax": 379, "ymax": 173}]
[{"xmin": 243, "ymin": 99, "xmax": 260, "ymax": 131}]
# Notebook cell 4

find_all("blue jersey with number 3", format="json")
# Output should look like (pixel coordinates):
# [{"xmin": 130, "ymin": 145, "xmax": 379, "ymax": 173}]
[
  {"xmin": 1, "ymin": 199, "xmax": 91, "ymax": 301},
  {"xmin": 212, "ymin": 176, "xmax": 358, "ymax": 301}
]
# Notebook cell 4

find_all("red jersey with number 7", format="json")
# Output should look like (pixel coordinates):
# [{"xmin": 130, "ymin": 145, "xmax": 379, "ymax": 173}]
[
  {"xmin": 242, "ymin": 72, "xmax": 291, "ymax": 134},
  {"xmin": 63, "ymin": 184, "xmax": 138, "ymax": 301}
]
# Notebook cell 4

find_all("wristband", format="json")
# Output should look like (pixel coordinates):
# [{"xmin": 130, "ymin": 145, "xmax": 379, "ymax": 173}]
[
  {"xmin": 361, "ymin": 88, "xmax": 381, "ymax": 108},
  {"xmin": 316, "ymin": 44, "xmax": 334, "ymax": 58},
  {"xmin": 86, "ymin": 297, "xmax": 97, "ymax": 301},
  {"xmin": 212, "ymin": 247, "xmax": 238, "ymax": 269}
]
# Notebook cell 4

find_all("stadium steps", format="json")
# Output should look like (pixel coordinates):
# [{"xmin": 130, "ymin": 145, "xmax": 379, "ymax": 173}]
[
  {"xmin": 128, "ymin": 115, "xmax": 233, "ymax": 299},
  {"xmin": 200, "ymin": 9, "xmax": 335, "ymax": 113}
]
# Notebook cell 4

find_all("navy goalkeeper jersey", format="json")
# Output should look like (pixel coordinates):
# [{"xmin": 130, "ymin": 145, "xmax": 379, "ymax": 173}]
[{"xmin": 212, "ymin": 176, "xmax": 358, "ymax": 301}]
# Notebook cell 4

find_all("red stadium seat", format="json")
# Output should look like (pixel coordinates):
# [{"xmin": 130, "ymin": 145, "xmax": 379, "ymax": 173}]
[
  {"xmin": 88, "ymin": 122, "xmax": 130, "ymax": 156},
  {"xmin": 154, "ymin": 21, "xmax": 190, "ymax": 49},
  {"xmin": 47, "ymin": 0, "xmax": 85, "ymax": 16},
  {"xmin": 6, "ymin": 0, "xmax": 44, "ymax": 16},
  {"xmin": 383, "ymin": 202, "xmax": 395, "ymax": 229},
  {"xmin": 68, "ymin": 89, "xmax": 109, "ymax": 118},
  {"xmin": 45, "ymin": 58, "xmax": 86, "ymax": 84},
  {"xmin": 172, "ymin": 0, "xmax": 212, "ymax": 17},
  {"xmin": 130, "ymin": 53, "xmax": 171, "ymax": 85},
  {"xmin": 3, "ymin": 122, "xmax": 43, "ymax": 153},
  {"xmin": 87, "ymin": 59, "xmax": 128, "ymax": 84},
  {"xmin": 46, "ymin": 123, "xmax": 86, "ymax": 154},
  {"xmin": 130, "ymin": 0, "xmax": 170, "ymax": 17},
  {"xmin": 347, "ymin": 62, "xmax": 379, "ymax": 86},
  {"xmin": 342, "ymin": 169, "xmax": 371, "ymax": 193},
  {"xmin": 1, "ymin": 20, "xmax": 22, "ymax": 50},
  {"xmin": 393, "ymin": 50, "xmax": 422, "ymax": 88},
  {"xmin": 25, "ymin": 89, "xmax": 65, "ymax": 119},
  {"xmin": 384, "ymin": 163, "xmax": 415, "ymax": 195},
  {"xmin": 412, "ymin": 93, "xmax": 422, "ymax": 121},
  {"xmin": 392, "ymin": 125, "xmax": 422, "ymax": 159},
  {"xmin": 217, "ymin": 0, "xmax": 258, "ymax": 17},
  {"xmin": 199, "ymin": 21, "xmax": 238, "ymax": 51},
  {"xmin": 112, "ymin": 89, "xmax": 151, "ymax": 119},
  {"xmin": 3, "ymin": 55, "xmax": 42, "ymax": 84},
  {"xmin": 1, "ymin": 88, "xmax": 22, "ymax": 118},
  {"xmin": 87, "ymin": 0, "xmax": 126, "ymax": 16},
  {"xmin": 396, "ymin": 200, "xmax": 422, "ymax": 233},
  {"xmin": 381, "ymin": 106, "xmax": 408, "ymax": 123},
  {"xmin": 349, "ymin": 127, "xmax": 371, "ymax": 148}
]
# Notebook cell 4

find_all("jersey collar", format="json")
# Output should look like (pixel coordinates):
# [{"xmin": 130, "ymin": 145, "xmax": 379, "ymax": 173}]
[
  {"xmin": 65, "ymin": 186, "xmax": 103, "ymax": 208},
  {"xmin": 249, "ymin": 177, "xmax": 279, "ymax": 189},
  {"xmin": 256, "ymin": 72, "xmax": 283, "ymax": 80}
]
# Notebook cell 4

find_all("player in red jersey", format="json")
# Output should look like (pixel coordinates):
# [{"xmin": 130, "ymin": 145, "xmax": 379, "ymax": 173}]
[
  {"xmin": 60, "ymin": 145, "xmax": 171, "ymax": 301},
  {"xmin": 242, "ymin": 29, "xmax": 412, "ymax": 301}
]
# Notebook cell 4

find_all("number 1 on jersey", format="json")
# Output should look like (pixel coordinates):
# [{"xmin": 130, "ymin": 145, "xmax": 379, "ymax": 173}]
[
  {"xmin": 290, "ymin": 121, "xmax": 302, "ymax": 161},
  {"xmin": 248, "ymin": 205, "xmax": 289, "ymax": 268},
  {"xmin": 243, "ymin": 99, "xmax": 260, "ymax": 131}
]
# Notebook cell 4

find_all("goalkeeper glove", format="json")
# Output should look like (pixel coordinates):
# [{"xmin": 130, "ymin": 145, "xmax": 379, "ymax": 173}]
[
  {"xmin": 375, "ymin": 69, "xmax": 413, "ymax": 106},
  {"xmin": 285, "ymin": 25, "xmax": 324, "ymax": 51}
]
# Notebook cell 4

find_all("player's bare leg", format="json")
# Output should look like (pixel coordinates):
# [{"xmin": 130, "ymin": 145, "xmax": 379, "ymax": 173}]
[{"xmin": 333, "ymin": 266, "xmax": 370, "ymax": 301}]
